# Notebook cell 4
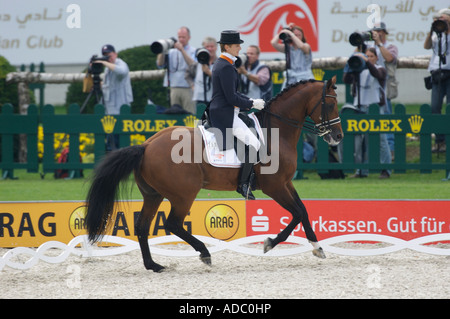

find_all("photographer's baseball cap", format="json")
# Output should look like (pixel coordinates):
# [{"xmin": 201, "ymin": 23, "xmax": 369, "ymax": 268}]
[
  {"xmin": 101, "ymin": 44, "xmax": 115, "ymax": 55},
  {"xmin": 372, "ymin": 22, "xmax": 389, "ymax": 34},
  {"xmin": 439, "ymin": 8, "xmax": 450, "ymax": 17}
]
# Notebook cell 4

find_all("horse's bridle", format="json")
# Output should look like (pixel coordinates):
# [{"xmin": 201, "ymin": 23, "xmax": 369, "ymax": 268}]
[
  {"xmin": 262, "ymin": 80, "xmax": 340, "ymax": 137},
  {"xmin": 303, "ymin": 80, "xmax": 340, "ymax": 137}
]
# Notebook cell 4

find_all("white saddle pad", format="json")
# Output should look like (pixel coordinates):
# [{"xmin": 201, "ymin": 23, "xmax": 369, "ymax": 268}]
[{"xmin": 198, "ymin": 113, "xmax": 264, "ymax": 168}]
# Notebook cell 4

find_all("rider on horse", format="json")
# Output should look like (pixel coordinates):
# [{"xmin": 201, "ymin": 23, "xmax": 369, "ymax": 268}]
[{"xmin": 209, "ymin": 30, "xmax": 265, "ymax": 200}]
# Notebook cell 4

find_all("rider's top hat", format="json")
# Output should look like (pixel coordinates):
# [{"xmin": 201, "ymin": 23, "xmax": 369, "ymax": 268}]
[{"xmin": 217, "ymin": 30, "xmax": 244, "ymax": 44}]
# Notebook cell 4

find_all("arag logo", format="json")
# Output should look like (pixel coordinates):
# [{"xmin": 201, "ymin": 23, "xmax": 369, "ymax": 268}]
[
  {"xmin": 204, "ymin": 204, "xmax": 239, "ymax": 240},
  {"xmin": 239, "ymin": 0, "xmax": 318, "ymax": 52},
  {"xmin": 69, "ymin": 206, "xmax": 87, "ymax": 237}
]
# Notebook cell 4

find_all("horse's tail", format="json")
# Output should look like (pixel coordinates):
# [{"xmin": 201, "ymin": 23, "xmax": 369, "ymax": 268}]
[{"xmin": 85, "ymin": 145, "xmax": 146, "ymax": 243}]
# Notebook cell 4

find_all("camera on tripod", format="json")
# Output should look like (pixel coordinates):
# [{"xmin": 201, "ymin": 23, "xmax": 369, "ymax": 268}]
[
  {"xmin": 196, "ymin": 48, "xmax": 210, "ymax": 65},
  {"xmin": 346, "ymin": 54, "xmax": 367, "ymax": 73},
  {"xmin": 278, "ymin": 27, "xmax": 293, "ymax": 43},
  {"xmin": 89, "ymin": 55, "xmax": 109, "ymax": 74},
  {"xmin": 150, "ymin": 37, "xmax": 177, "ymax": 54},
  {"xmin": 346, "ymin": 31, "xmax": 373, "ymax": 73}
]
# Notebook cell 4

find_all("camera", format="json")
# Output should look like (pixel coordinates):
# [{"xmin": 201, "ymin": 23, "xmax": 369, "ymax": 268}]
[
  {"xmin": 279, "ymin": 27, "xmax": 292, "ymax": 43},
  {"xmin": 89, "ymin": 55, "xmax": 109, "ymax": 74},
  {"xmin": 235, "ymin": 53, "xmax": 247, "ymax": 68},
  {"xmin": 432, "ymin": 19, "xmax": 448, "ymax": 34},
  {"xmin": 196, "ymin": 48, "xmax": 210, "ymax": 65},
  {"xmin": 349, "ymin": 31, "xmax": 373, "ymax": 47},
  {"xmin": 346, "ymin": 54, "xmax": 367, "ymax": 73},
  {"xmin": 150, "ymin": 37, "xmax": 177, "ymax": 54}
]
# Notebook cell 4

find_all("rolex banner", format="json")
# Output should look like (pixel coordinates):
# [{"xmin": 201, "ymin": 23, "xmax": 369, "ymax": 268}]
[{"xmin": 1, "ymin": 200, "xmax": 449, "ymax": 247}]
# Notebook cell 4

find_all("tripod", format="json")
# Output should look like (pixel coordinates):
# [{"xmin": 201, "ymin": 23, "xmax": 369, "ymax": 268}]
[
  {"xmin": 283, "ymin": 40, "xmax": 291, "ymax": 85},
  {"xmin": 80, "ymin": 72, "xmax": 103, "ymax": 113}
]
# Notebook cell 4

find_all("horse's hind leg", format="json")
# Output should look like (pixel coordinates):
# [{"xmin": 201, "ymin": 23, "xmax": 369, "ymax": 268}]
[
  {"xmin": 165, "ymin": 200, "xmax": 211, "ymax": 266},
  {"xmin": 135, "ymin": 178, "xmax": 165, "ymax": 272}
]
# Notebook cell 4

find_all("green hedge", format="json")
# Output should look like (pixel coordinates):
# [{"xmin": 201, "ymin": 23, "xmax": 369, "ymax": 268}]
[{"xmin": 0, "ymin": 56, "xmax": 19, "ymax": 112}]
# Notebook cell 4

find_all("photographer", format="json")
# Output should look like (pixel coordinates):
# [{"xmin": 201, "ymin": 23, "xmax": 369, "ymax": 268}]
[
  {"xmin": 237, "ymin": 45, "xmax": 273, "ymax": 101},
  {"xmin": 343, "ymin": 48, "xmax": 392, "ymax": 179},
  {"xmin": 156, "ymin": 26, "xmax": 196, "ymax": 114},
  {"xmin": 185, "ymin": 36, "xmax": 218, "ymax": 106},
  {"xmin": 94, "ymin": 44, "xmax": 133, "ymax": 151},
  {"xmin": 424, "ymin": 8, "xmax": 450, "ymax": 153},
  {"xmin": 94, "ymin": 44, "xmax": 133, "ymax": 115},
  {"xmin": 370, "ymin": 22, "xmax": 398, "ymax": 155},
  {"xmin": 270, "ymin": 23, "xmax": 314, "ymax": 88}
]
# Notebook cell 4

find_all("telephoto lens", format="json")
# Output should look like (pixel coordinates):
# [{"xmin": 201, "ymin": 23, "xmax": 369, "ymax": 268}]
[{"xmin": 150, "ymin": 37, "xmax": 177, "ymax": 54}]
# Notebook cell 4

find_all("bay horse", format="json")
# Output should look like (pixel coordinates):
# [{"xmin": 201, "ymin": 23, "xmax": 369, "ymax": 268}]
[{"xmin": 85, "ymin": 76, "xmax": 343, "ymax": 272}]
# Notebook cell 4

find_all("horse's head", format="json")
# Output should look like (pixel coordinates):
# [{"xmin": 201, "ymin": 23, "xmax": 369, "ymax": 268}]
[{"xmin": 306, "ymin": 76, "xmax": 343, "ymax": 146}]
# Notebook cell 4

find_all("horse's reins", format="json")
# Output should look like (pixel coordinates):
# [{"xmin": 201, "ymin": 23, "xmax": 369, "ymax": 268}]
[{"xmin": 262, "ymin": 80, "xmax": 340, "ymax": 137}]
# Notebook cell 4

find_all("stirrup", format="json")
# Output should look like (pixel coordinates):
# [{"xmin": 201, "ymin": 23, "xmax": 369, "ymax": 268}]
[{"xmin": 237, "ymin": 183, "xmax": 255, "ymax": 200}]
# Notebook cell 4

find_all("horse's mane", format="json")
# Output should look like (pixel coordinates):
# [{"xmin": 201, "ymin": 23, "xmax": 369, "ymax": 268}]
[
  {"xmin": 266, "ymin": 79, "xmax": 319, "ymax": 109},
  {"xmin": 255, "ymin": 79, "xmax": 320, "ymax": 126}
]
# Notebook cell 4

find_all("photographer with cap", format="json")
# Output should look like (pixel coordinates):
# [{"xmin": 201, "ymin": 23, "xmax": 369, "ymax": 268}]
[
  {"xmin": 370, "ymin": 22, "xmax": 399, "ymax": 156},
  {"xmin": 424, "ymin": 8, "xmax": 450, "ymax": 153},
  {"xmin": 156, "ymin": 26, "xmax": 197, "ymax": 114},
  {"xmin": 343, "ymin": 47, "xmax": 392, "ymax": 179},
  {"xmin": 94, "ymin": 44, "xmax": 133, "ymax": 150},
  {"xmin": 270, "ymin": 23, "xmax": 314, "ymax": 88},
  {"xmin": 237, "ymin": 45, "xmax": 273, "ymax": 101},
  {"xmin": 209, "ymin": 30, "xmax": 265, "ymax": 200}
]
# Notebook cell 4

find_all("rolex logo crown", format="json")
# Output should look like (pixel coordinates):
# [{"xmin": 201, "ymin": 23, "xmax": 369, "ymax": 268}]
[
  {"xmin": 101, "ymin": 115, "xmax": 117, "ymax": 134},
  {"xmin": 183, "ymin": 115, "xmax": 198, "ymax": 128},
  {"xmin": 408, "ymin": 115, "xmax": 424, "ymax": 134}
]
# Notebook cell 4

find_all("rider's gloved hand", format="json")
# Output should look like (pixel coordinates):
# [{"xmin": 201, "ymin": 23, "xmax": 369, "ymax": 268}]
[{"xmin": 251, "ymin": 98, "xmax": 265, "ymax": 110}]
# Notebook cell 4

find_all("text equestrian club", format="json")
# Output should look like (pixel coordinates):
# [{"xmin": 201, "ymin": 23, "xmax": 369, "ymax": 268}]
[{"xmin": 179, "ymin": 303, "xmax": 271, "ymax": 316}]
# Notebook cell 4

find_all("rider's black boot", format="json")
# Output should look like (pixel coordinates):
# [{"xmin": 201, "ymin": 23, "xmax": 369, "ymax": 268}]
[{"xmin": 236, "ymin": 162, "xmax": 255, "ymax": 200}]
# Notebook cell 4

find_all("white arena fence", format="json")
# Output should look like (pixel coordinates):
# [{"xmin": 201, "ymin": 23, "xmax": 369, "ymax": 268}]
[{"xmin": 2, "ymin": 233, "xmax": 450, "ymax": 271}]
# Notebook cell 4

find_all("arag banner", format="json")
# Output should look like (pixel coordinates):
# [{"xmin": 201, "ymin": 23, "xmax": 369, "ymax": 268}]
[{"xmin": 0, "ymin": 200, "xmax": 246, "ymax": 247}]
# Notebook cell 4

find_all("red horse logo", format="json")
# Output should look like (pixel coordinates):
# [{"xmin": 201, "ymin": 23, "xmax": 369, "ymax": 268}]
[{"xmin": 239, "ymin": 0, "xmax": 318, "ymax": 52}]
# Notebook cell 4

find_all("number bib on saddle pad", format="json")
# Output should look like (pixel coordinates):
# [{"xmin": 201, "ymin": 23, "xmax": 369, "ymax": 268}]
[{"xmin": 198, "ymin": 113, "xmax": 265, "ymax": 168}]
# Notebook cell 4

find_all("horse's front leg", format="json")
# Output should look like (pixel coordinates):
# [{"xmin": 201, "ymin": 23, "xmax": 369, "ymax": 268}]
[
  {"xmin": 263, "ymin": 182, "xmax": 325, "ymax": 259},
  {"xmin": 286, "ymin": 182, "xmax": 326, "ymax": 258},
  {"xmin": 263, "ymin": 183, "xmax": 302, "ymax": 252}
]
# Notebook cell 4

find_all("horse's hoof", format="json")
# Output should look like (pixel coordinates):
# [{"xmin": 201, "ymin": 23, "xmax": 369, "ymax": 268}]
[
  {"xmin": 312, "ymin": 247, "xmax": 326, "ymax": 259},
  {"xmin": 200, "ymin": 256, "xmax": 212, "ymax": 266},
  {"xmin": 147, "ymin": 263, "xmax": 166, "ymax": 273},
  {"xmin": 200, "ymin": 251, "xmax": 212, "ymax": 266},
  {"xmin": 263, "ymin": 237, "xmax": 274, "ymax": 253}
]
